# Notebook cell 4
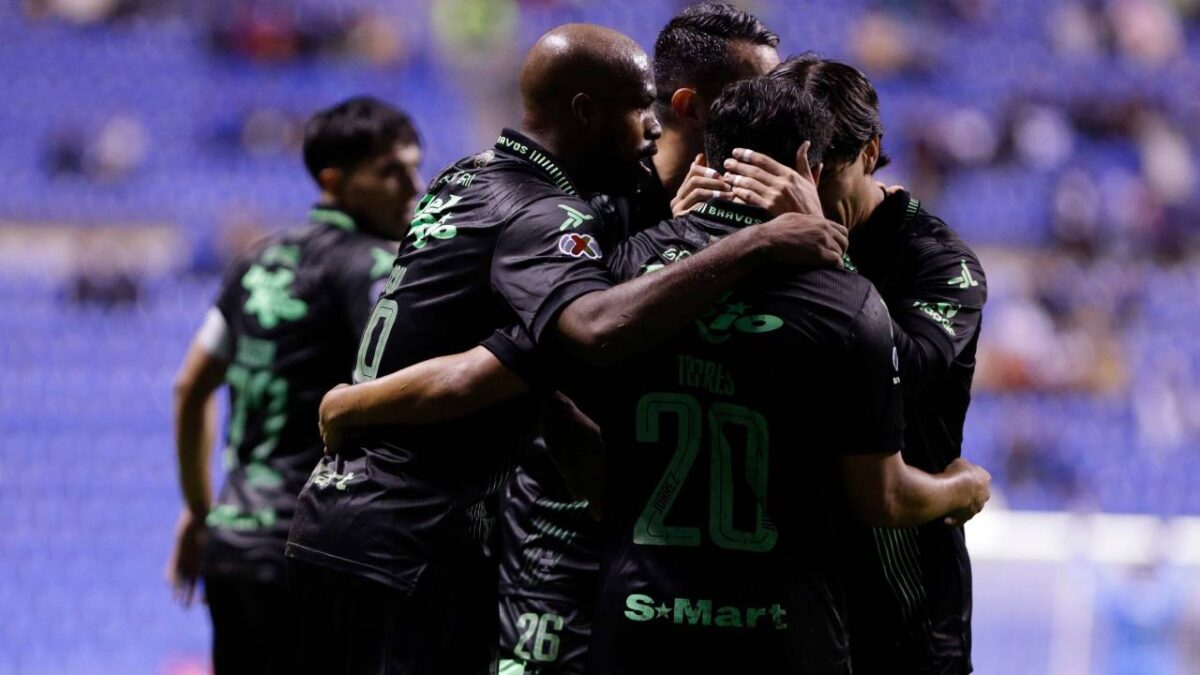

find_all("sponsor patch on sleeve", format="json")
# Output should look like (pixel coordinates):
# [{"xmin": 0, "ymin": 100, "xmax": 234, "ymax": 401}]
[{"xmin": 558, "ymin": 232, "xmax": 603, "ymax": 260}]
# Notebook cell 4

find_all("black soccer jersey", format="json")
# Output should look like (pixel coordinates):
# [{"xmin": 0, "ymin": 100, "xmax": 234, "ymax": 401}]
[
  {"xmin": 575, "ymin": 199, "xmax": 905, "ymax": 674},
  {"xmin": 285, "ymin": 129, "xmax": 617, "ymax": 593},
  {"xmin": 204, "ymin": 207, "xmax": 398, "ymax": 582},
  {"xmin": 843, "ymin": 190, "xmax": 988, "ymax": 673}
]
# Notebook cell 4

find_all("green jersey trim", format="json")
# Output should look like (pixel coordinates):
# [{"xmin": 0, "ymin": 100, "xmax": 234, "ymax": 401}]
[
  {"xmin": 308, "ymin": 207, "xmax": 357, "ymax": 231},
  {"xmin": 495, "ymin": 129, "xmax": 580, "ymax": 197}
]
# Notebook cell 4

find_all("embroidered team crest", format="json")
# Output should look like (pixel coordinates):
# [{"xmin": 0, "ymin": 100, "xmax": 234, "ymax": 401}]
[{"xmin": 558, "ymin": 233, "xmax": 602, "ymax": 260}]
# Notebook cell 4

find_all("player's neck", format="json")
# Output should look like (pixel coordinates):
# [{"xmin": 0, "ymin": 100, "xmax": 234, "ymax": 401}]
[
  {"xmin": 518, "ymin": 125, "xmax": 595, "ymax": 193},
  {"xmin": 851, "ymin": 180, "xmax": 888, "ymax": 231},
  {"xmin": 653, "ymin": 126, "xmax": 700, "ymax": 199}
]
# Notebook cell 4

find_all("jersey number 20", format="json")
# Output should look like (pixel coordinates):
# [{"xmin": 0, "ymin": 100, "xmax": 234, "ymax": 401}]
[{"xmin": 634, "ymin": 392, "xmax": 777, "ymax": 553}]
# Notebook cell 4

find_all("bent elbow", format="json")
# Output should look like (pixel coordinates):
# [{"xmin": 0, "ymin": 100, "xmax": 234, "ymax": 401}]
[
  {"xmin": 558, "ymin": 318, "xmax": 625, "ymax": 367},
  {"xmin": 855, "ymin": 484, "xmax": 908, "ymax": 528}
]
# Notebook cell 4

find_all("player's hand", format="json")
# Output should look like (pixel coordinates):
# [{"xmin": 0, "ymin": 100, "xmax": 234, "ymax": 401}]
[
  {"xmin": 319, "ymin": 383, "xmax": 351, "ymax": 456},
  {"xmin": 167, "ymin": 509, "xmax": 207, "ymax": 608},
  {"xmin": 670, "ymin": 154, "xmax": 734, "ymax": 217},
  {"xmin": 757, "ymin": 213, "xmax": 849, "ymax": 267},
  {"xmin": 943, "ymin": 458, "xmax": 991, "ymax": 526},
  {"xmin": 721, "ymin": 143, "xmax": 823, "ymax": 217}
]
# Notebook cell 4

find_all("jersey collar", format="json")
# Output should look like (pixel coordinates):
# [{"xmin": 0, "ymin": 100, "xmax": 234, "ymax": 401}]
[
  {"xmin": 494, "ymin": 128, "xmax": 580, "ymax": 197},
  {"xmin": 688, "ymin": 198, "xmax": 771, "ymax": 234},
  {"xmin": 308, "ymin": 205, "xmax": 357, "ymax": 231}
]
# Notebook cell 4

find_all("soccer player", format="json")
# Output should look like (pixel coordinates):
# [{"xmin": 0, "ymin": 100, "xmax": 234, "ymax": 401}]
[
  {"xmin": 578, "ymin": 74, "xmax": 992, "ymax": 675},
  {"xmin": 721, "ymin": 55, "xmax": 991, "ymax": 674},
  {"xmin": 492, "ymin": 6, "xmax": 787, "ymax": 673},
  {"xmin": 285, "ymin": 24, "xmax": 840, "ymax": 675},
  {"xmin": 168, "ymin": 97, "xmax": 422, "ymax": 675},
  {"xmin": 594, "ymin": 2, "xmax": 782, "ymax": 238}
]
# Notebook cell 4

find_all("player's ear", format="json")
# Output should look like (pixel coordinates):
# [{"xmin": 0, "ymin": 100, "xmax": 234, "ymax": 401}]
[
  {"xmin": 571, "ymin": 92, "xmax": 596, "ymax": 128},
  {"xmin": 317, "ymin": 167, "xmax": 344, "ymax": 197},
  {"xmin": 670, "ymin": 88, "xmax": 701, "ymax": 126},
  {"xmin": 862, "ymin": 135, "xmax": 881, "ymax": 175}
]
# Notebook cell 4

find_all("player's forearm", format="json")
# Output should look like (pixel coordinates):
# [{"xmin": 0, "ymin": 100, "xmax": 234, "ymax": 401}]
[
  {"xmin": 843, "ymin": 453, "xmax": 987, "ymax": 528},
  {"xmin": 554, "ymin": 226, "xmax": 769, "ymax": 365},
  {"xmin": 880, "ymin": 465, "xmax": 979, "ymax": 527},
  {"xmin": 323, "ymin": 348, "xmax": 530, "ymax": 428},
  {"xmin": 173, "ymin": 387, "xmax": 216, "ymax": 518}
]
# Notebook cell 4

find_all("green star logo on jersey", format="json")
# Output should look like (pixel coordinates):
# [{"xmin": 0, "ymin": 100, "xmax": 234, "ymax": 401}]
[
  {"xmin": 370, "ymin": 247, "xmax": 395, "ymax": 278},
  {"xmin": 557, "ymin": 204, "xmax": 593, "ymax": 230},
  {"xmin": 241, "ymin": 264, "xmax": 308, "ymax": 328}
]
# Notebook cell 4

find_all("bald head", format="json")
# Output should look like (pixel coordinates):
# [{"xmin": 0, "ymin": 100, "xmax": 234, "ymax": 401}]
[
  {"xmin": 520, "ymin": 24, "xmax": 651, "ymax": 122},
  {"xmin": 515, "ymin": 24, "xmax": 661, "ymax": 196}
]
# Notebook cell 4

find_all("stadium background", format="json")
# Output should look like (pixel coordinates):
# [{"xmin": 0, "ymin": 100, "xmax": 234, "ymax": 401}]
[{"xmin": 1, "ymin": 0, "xmax": 1198, "ymax": 672}]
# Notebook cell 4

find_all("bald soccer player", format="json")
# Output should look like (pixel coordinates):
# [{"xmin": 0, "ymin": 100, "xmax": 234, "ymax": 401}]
[{"xmin": 286, "ymin": 24, "xmax": 844, "ymax": 675}]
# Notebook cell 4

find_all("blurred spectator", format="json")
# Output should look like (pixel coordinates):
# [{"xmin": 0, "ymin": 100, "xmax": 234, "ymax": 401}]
[
  {"xmin": 67, "ymin": 234, "xmax": 142, "ymax": 309},
  {"xmin": 1107, "ymin": 0, "xmax": 1185, "ymax": 66},
  {"xmin": 41, "ymin": 115, "xmax": 148, "ymax": 183}
]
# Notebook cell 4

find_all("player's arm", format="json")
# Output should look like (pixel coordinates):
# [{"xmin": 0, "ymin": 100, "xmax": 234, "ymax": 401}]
[
  {"xmin": 552, "ymin": 213, "xmax": 847, "ymax": 365},
  {"xmin": 842, "ymin": 453, "xmax": 991, "ymax": 527},
  {"xmin": 888, "ymin": 244, "xmax": 987, "ymax": 396},
  {"xmin": 831, "ymin": 291, "xmax": 990, "ymax": 527},
  {"xmin": 168, "ymin": 308, "xmax": 230, "ymax": 605},
  {"xmin": 320, "ymin": 342, "xmax": 529, "ymax": 452}
]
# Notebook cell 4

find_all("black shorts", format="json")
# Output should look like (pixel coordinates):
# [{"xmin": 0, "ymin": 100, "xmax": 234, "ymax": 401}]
[
  {"xmin": 496, "ymin": 594, "xmax": 592, "ymax": 675},
  {"xmin": 205, "ymin": 575, "xmax": 302, "ymax": 675},
  {"xmin": 288, "ymin": 558, "xmax": 498, "ymax": 675}
]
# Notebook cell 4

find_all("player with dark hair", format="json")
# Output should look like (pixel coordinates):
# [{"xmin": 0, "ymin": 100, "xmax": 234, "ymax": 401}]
[
  {"xmin": 715, "ymin": 54, "xmax": 990, "ymax": 674},
  {"xmin": 646, "ymin": 1, "xmax": 781, "ymax": 220},
  {"xmin": 314, "ymin": 6, "xmax": 836, "ymax": 673},
  {"xmin": 167, "ymin": 96, "xmax": 422, "ymax": 675},
  {"xmin": 284, "ymin": 24, "xmax": 841, "ymax": 675},
  {"xmin": 578, "ymin": 73, "xmax": 991, "ymax": 675}
]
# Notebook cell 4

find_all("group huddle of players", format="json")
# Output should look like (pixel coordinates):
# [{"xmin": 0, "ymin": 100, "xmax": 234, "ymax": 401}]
[{"xmin": 169, "ymin": 4, "xmax": 993, "ymax": 674}]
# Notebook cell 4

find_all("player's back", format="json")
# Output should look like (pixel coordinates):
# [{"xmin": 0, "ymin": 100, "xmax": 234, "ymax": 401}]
[
  {"xmin": 205, "ymin": 210, "xmax": 397, "ymax": 581},
  {"xmin": 584, "ymin": 204, "xmax": 901, "ymax": 674}
]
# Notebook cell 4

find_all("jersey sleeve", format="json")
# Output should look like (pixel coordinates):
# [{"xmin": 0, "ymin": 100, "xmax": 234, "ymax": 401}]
[
  {"xmin": 212, "ymin": 253, "xmax": 251, "ymax": 325},
  {"xmin": 888, "ymin": 245, "xmax": 987, "ymax": 396},
  {"xmin": 478, "ymin": 324, "xmax": 550, "ymax": 390},
  {"xmin": 835, "ymin": 288, "xmax": 905, "ymax": 456},
  {"xmin": 491, "ymin": 195, "xmax": 614, "ymax": 344}
]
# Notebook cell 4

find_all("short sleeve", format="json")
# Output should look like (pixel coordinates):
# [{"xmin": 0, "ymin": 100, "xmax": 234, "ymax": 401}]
[
  {"xmin": 213, "ymin": 254, "xmax": 250, "ymax": 325},
  {"xmin": 479, "ymin": 324, "xmax": 550, "ymax": 390},
  {"xmin": 836, "ymin": 289, "xmax": 905, "ymax": 456},
  {"xmin": 491, "ymin": 195, "xmax": 614, "ymax": 344},
  {"xmin": 888, "ymin": 245, "xmax": 987, "ymax": 394}
]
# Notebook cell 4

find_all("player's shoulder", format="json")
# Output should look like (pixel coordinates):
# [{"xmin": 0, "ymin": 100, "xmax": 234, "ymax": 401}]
[
  {"xmin": 903, "ymin": 197, "xmax": 982, "ymax": 268},
  {"xmin": 764, "ymin": 266, "xmax": 881, "ymax": 340}
]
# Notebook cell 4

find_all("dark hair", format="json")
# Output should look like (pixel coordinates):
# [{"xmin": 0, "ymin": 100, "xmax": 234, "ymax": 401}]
[
  {"xmin": 653, "ymin": 3, "xmax": 779, "ymax": 122},
  {"xmin": 302, "ymin": 96, "xmax": 419, "ymax": 182},
  {"xmin": 769, "ymin": 54, "xmax": 891, "ymax": 172},
  {"xmin": 704, "ymin": 76, "xmax": 833, "ymax": 173}
]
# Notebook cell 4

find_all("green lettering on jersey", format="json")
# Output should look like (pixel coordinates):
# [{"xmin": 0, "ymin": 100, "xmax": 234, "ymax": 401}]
[
  {"xmin": 409, "ymin": 194, "xmax": 462, "ymax": 248},
  {"xmin": 241, "ymin": 265, "xmax": 308, "ymax": 328}
]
